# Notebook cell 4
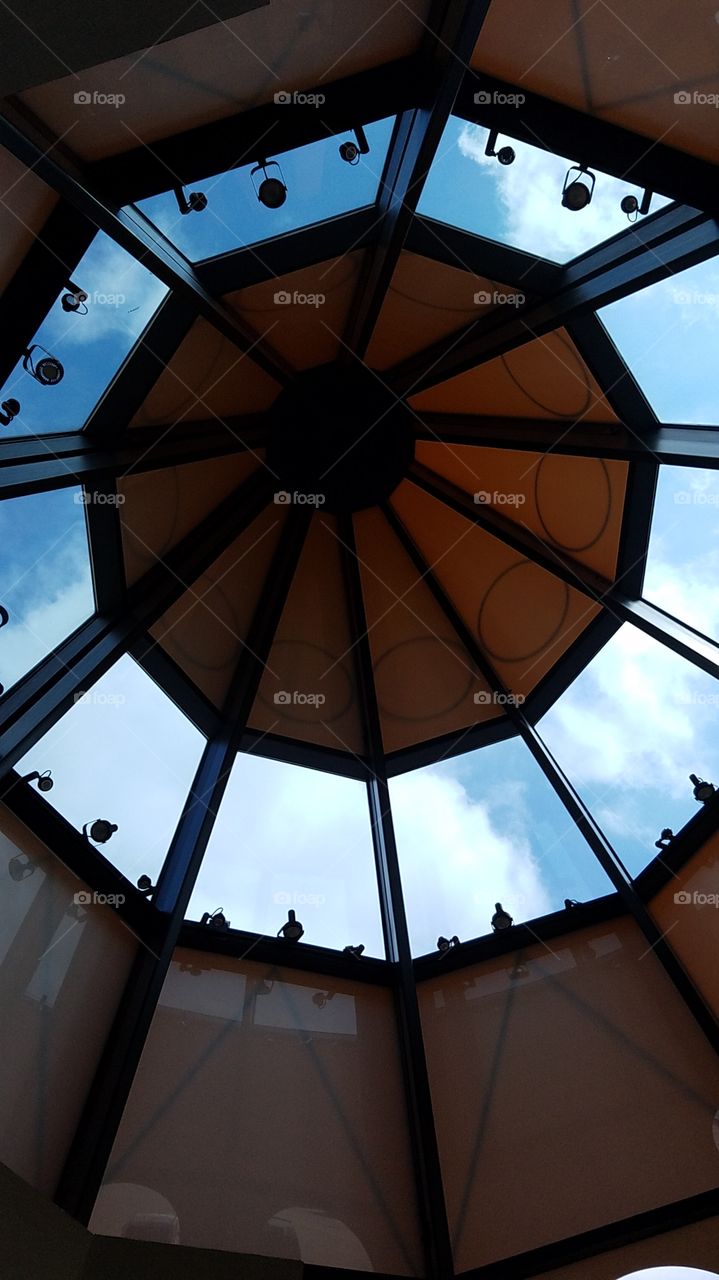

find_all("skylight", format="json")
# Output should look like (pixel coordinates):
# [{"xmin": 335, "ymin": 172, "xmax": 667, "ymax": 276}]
[
  {"xmin": 134, "ymin": 117, "xmax": 396, "ymax": 262},
  {"xmin": 644, "ymin": 466, "xmax": 719, "ymax": 643},
  {"xmin": 0, "ymin": 232, "xmax": 168, "ymax": 438},
  {"xmin": 418, "ymin": 117, "xmax": 672, "ymax": 265},
  {"xmin": 0, "ymin": 487, "xmax": 94, "ymax": 696}
]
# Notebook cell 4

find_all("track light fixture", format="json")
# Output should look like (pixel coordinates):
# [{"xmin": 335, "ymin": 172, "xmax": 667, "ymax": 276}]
[
  {"xmin": 8, "ymin": 853, "xmax": 36, "ymax": 881},
  {"xmin": 339, "ymin": 124, "xmax": 370, "ymax": 165},
  {"xmin": 251, "ymin": 158, "xmax": 287, "ymax": 209},
  {"xmin": 23, "ymin": 345, "xmax": 64, "ymax": 386},
  {"xmin": 278, "ymin": 908, "xmax": 304, "ymax": 941},
  {"xmin": 621, "ymin": 188, "xmax": 652, "ymax": 222},
  {"xmin": 136, "ymin": 874, "xmax": 155, "ymax": 896},
  {"xmin": 83, "ymin": 819, "xmax": 118, "ymax": 844},
  {"xmin": 22, "ymin": 770, "xmax": 53, "ymax": 792},
  {"xmin": 173, "ymin": 185, "xmax": 208, "ymax": 215},
  {"xmin": 0, "ymin": 604, "xmax": 9, "ymax": 627},
  {"xmin": 655, "ymin": 828, "xmax": 674, "ymax": 851},
  {"xmin": 0, "ymin": 398, "xmax": 20, "ymax": 426},
  {"xmin": 61, "ymin": 281, "xmax": 89, "ymax": 313},
  {"xmin": 342, "ymin": 943, "xmax": 365, "ymax": 958},
  {"xmin": 564, "ymin": 898, "xmax": 580, "ymax": 910},
  {"xmin": 200, "ymin": 907, "xmax": 230, "ymax": 929},
  {"xmin": 437, "ymin": 934, "xmax": 461, "ymax": 954},
  {"xmin": 561, "ymin": 164, "xmax": 596, "ymax": 211},
  {"xmin": 491, "ymin": 902, "xmax": 514, "ymax": 932},
  {"xmin": 484, "ymin": 128, "xmax": 515, "ymax": 165},
  {"xmin": 690, "ymin": 773, "xmax": 716, "ymax": 803}
]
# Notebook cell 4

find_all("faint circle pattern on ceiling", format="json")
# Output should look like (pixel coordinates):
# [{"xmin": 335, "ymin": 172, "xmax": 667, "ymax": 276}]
[
  {"xmin": 534, "ymin": 454, "xmax": 612, "ymax": 552},
  {"xmin": 159, "ymin": 571, "xmax": 243, "ymax": 672},
  {"xmin": 374, "ymin": 636, "xmax": 480, "ymax": 721},
  {"xmin": 478, "ymin": 560, "xmax": 571, "ymax": 662},
  {"xmin": 500, "ymin": 332, "xmax": 593, "ymax": 419},
  {"xmin": 256, "ymin": 639, "xmax": 355, "ymax": 724}
]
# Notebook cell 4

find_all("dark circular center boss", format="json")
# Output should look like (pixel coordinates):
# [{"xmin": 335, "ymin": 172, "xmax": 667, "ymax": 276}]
[{"xmin": 267, "ymin": 363, "xmax": 415, "ymax": 513}]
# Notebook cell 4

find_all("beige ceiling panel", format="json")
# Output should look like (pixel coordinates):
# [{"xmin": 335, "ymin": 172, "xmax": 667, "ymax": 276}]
[{"xmin": 0, "ymin": 146, "xmax": 58, "ymax": 294}]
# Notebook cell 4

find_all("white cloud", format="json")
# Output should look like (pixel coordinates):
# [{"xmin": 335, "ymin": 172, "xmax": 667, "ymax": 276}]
[
  {"xmin": 44, "ymin": 236, "xmax": 168, "ymax": 349},
  {"xmin": 1, "ymin": 534, "xmax": 94, "ymax": 692}
]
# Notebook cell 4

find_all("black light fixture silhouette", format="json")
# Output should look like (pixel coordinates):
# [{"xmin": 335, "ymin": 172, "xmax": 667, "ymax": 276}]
[
  {"xmin": 173, "ymin": 185, "xmax": 208, "ymax": 215},
  {"xmin": 342, "ymin": 943, "xmax": 365, "ymax": 958},
  {"xmin": 200, "ymin": 908, "xmax": 230, "ymax": 929},
  {"xmin": 251, "ymin": 158, "xmax": 287, "ymax": 208},
  {"xmin": 0, "ymin": 398, "xmax": 20, "ymax": 426},
  {"xmin": 8, "ymin": 852, "xmax": 36, "ymax": 881},
  {"xmin": 23, "ymin": 345, "xmax": 64, "ymax": 386},
  {"xmin": 561, "ymin": 164, "xmax": 596, "ymax": 210},
  {"xmin": 491, "ymin": 902, "xmax": 513, "ymax": 932},
  {"xmin": 83, "ymin": 819, "xmax": 118, "ymax": 844},
  {"xmin": 0, "ymin": 604, "xmax": 9, "ymax": 628},
  {"xmin": 655, "ymin": 828, "xmax": 674, "ymax": 851},
  {"xmin": 278, "ymin": 908, "xmax": 304, "ymax": 941},
  {"xmin": 339, "ymin": 124, "xmax": 370, "ymax": 165},
  {"xmin": 621, "ymin": 188, "xmax": 652, "ymax": 222},
  {"xmin": 437, "ymin": 934, "xmax": 461, "ymax": 954},
  {"xmin": 690, "ymin": 773, "xmax": 716, "ymax": 803},
  {"xmin": 564, "ymin": 898, "xmax": 580, "ymax": 910},
  {"xmin": 22, "ymin": 770, "xmax": 53, "ymax": 792},
  {"xmin": 484, "ymin": 128, "xmax": 515, "ymax": 165},
  {"xmin": 136, "ymin": 874, "xmax": 155, "ymax": 896},
  {"xmin": 61, "ymin": 281, "xmax": 89, "ymax": 313}
]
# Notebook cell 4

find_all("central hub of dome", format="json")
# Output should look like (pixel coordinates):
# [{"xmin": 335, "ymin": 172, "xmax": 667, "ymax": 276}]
[{"xmin": 267, "ymin": 363, "xmax": 415, "ymax": 514}]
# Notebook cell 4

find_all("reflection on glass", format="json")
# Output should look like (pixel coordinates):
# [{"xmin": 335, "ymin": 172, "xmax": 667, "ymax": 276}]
[
  {"xmin": 188, "ymin": 753, "xmax": 384, "ymax": 956},
  {"xmin": 418, "ymin": 117, "xmax": 671, "ymax": 265},
  {"xmin": 0, "ymin": 231, "xmax": 168, "ymax": 437},
  {"xmin": 0, "ymin": 487, "xmax": 94, "ymax": 696},
  {"xmin": 644, "ymin": 466, "xmax": 719, "ymax": 642},
  {"xmin": 600, "ymin": 254, "xmax": 719, "ymax": 424},
  {"xmin": 390, "ymin": 736, "xmax": 614, "ymax": 956},
  {"xmin": 17, "ymin": 654, "xmax": 206, "ymax": 885},
  {"xmin": 135, "ymin": 117, "xmax": 395, "ymax": 262},
  {"xmin": 540, "ymin": 624, "xmax": 719, "ymax": 875}
]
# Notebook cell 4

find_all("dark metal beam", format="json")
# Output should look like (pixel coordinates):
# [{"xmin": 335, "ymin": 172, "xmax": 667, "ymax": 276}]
[
  {"xmin": 0, "ymin": 415, "xmax": 268, "ymax": 499},
  {"xmin": 383, "ymin": 499, "xmax": 719, "ymax": 1061},
  {"xmin": 0, "ymin": 106, "xmax": 293, "ymax": 389},
  {"xmin": 455, "ymin": 70, "xmax": 719, "ymax": 219},
  {"xmin": 406, "ymin": 214, "xmax": 561, "ymax": 294},
  {"xmin": 179, "ymin": 921, "xmax": 391, "ymax": 984},
  {"xmin": 344, "ymin": 0, "xmax": 496, "ymax": 358},
  {"xmin": 338, "ymin": 512, "xmax": 455, "ymax": 1280},
  {"xmin": 410, "ymin": 463, "xmax": 719, "ymax": 682},
  {"xmin": 84, "ymin": 475, "xmax": 126, "ymax": 615},
  {"xmin": 0, "ymin": 469, "xmax": 272, "ymax": 780},
  {"xmin": 195, "ymin": 207, "xmax": 378, "ymax": 295},
  {"xmin": 565, "ymin": 312, "xmax": 656, "ymax": 429},
  {"xmin": 127, "ymin": 636, "xmax": 222, "ymax": 742},
  {"xmin": 54, "ymin": 507, "xmax": 310, "ymax": 1222},
  {"xmin": 388, "ymin": 205, "xmax": 719, "ymax": 395}
]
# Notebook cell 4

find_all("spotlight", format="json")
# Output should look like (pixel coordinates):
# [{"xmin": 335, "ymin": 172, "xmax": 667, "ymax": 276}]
[
  {"xmin": 491, "ymin": 902, "xmax": 513, "ymax": 932},
  {"xmin": 0, "ymin": 604, "xmax": 8, "ymax": 628},
  {"xmin": 278, "ymin": 908, "xmax": 304, "ymax": 941},
  {"xmin": 136, "ymin": 874, "xmax": 155, "ymax": 896},
  {"xmin": 23, "ymin": 345, "xmax": 64, "ymax": 386},
  {"xmin": 8, "ymin": 853, "xmax": 36, "ymax": 881},
  {"xmin": 690, "ymin": 773, "xmax": 716, "ymax": 803},
  {"xmin": 173, "ymin": 185, "xmax": 208, "ymax": 215},
  {"xmin": 61, "ymin": 280, "xmax": 89, "ymax": 313},
  {"xmin": 200, "ymin": 908, "xmax": 230, "ymax": 930},
  {"xmin": 251, "ymin": 158, "xmax": 288, "ymax": 209},
  {"xmin": 342, "ymin": 943, "xmax": 365, "ymax": 958},
  {"xmin": 655, "ymin": 828, "xmax": 674, "ymax": 851},
  {"xmin": 621, "ymin": 188, "xmax": 652, "ymax": 223},
  {"xmin": 484, "ymin": 128, "xmax": 515, "ymax": 166},
  {"xmin": 437, "ymin": 934, "xmax": 461, "ymax": 954},
  {"xmin": 21, "ymin": 770, "xmax": 53, "ymax": 792},
  {"xmin": 561, "ymin": 165, "xmax": 596, "ymax": 211},
  {"xmin": 564, "ymin": 898, "xmax": 580, "ymax": 910},
  {"xmin": 0, "ymin": 398, "xmax": 20, "ymax": 426},
  {"xmin": 339, "ymin": 124, "xmax": 370, "ymax": 166},
  {"xmin": 83, "ymin": 819, "xmax": 118, "ymax": 844}
]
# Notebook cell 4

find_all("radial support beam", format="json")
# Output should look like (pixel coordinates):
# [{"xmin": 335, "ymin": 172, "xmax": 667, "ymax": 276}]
[
  {"xmin": 344, "ymin": 0, "xmax": 495, "ymax": 359},
  {"xmin": 383, "ymin": 500, "xmax": 719, "ymax": 1061},
  {"xmin": 338, "ymin": 513, "xmax": 455, "ymax": 1280},
  {"xmin": 389, "ymin": 205, "xmax": 719, "ymax": 395},
  {"xmin": 0, "ymin": 107, "xmax": 293, "ymax": 388},
  {"xmin": 405, "ymin": 215, "xmax": 562, "ymax": 295},
  {"xmin": 54, "ymin": 507, "xmax": 310, "ymax": 1223},
  {"xmin": 0, "ymin": 469, "xmax": 273, "ymax": 780}
]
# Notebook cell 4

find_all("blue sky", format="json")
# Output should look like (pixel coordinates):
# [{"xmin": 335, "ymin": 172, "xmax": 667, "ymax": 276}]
[{"xmin": 5, "ymin": 116, "xmax": 719, "ymax": 956}]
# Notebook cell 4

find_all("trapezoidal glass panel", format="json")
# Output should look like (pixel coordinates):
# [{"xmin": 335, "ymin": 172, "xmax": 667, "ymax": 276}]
[{"xmin": 644, "ymin": 465, "xmax": 719, "ymax": 643}]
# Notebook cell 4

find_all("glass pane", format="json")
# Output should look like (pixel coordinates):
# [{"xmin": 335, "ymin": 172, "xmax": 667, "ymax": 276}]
[
  {"xmin": 390, "ymin": 737, "xmax": 615, "ymax": 957},
  {"xmin": 0, "ymin": 487, "xmax": 94, "ymax": 695},
  {"xmin": 0, "ymin": 231, "xmax": 168, "ymax": 437},
  {"xmin": 135, "ymin": 117, "xmax": 395, "ymax": 262},
  {"xmin": 539, "ymin": 625, "xmax": 719, "ymax": 875},
  {"xmin": 600, "ymin": 255, "xmax": 719, "ymax": 424},
  {"xmin": 418, "ymin": 117, "xmax": 671, "ymax": 265},
  {"xmin": 17, "ymin": 654, "xmax": 205, "ymax": 886},
  {"xmin": 644, "ymin": 465, "xmax": 719, "ymax": 642},
  {"xmin": 188, "ymin": 753, "xmax": 384, "ymax": 956}
]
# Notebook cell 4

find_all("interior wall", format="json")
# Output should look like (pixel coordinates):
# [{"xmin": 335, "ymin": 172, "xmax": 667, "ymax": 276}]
[
  {"xmin": 526, "ymin": 1214, "xmax": 719, "ymax": 1280},
  {"xmin": 651, "ymin": 829, "xmax": 719, "ymax": 1020}
]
